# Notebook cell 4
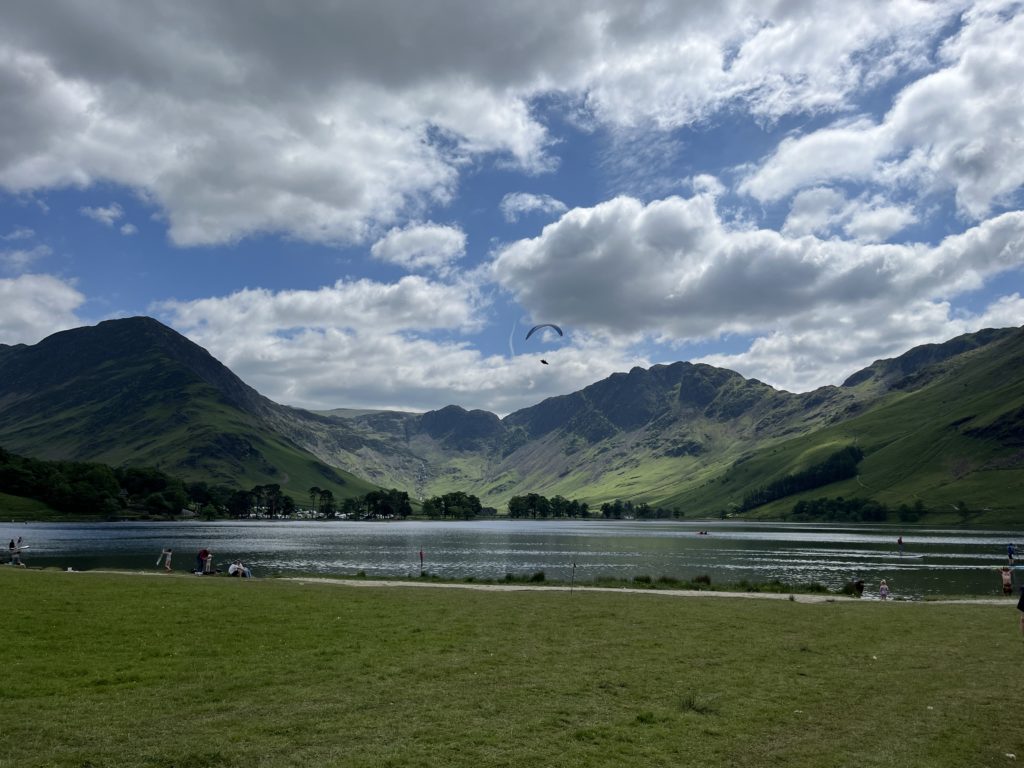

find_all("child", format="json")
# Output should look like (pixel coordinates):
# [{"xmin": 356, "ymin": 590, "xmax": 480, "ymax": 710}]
[
  {"xmin": 158, "ymin": 548, "xmax": 173, "ymax": 572},
  {"xmin": 879, "ymin": 579, "xmax": 890, "ymax": 600},
  {"xmin": 1001, "ymin": 567, "xmax": 1013, "ymax": 596}
]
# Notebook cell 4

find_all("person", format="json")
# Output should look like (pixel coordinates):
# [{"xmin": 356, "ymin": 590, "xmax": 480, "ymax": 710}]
[
  {"xmin": 9, "ymin": 539, "xmax": 24, "ymax": 567},
  {"xmin": 202, "ymin": 551, "xmax": 215, "ymax": 575},
  {"xmin": 1009, "ymin": 542, "xmax": 1017, "ymax": 566},
  {"xmin": 879, "ymin": 579, "xmax": 890, "ymax": 600},
  {"xmin": 158, "ymin": 548, "xmax": 173, "ymax": 572},
  {"xmin": 897, "ymin": 536, "xmax": 904, "ymax": 557},
  {"xmin": 196, "ymin": 548, "xmax": 209, "ymax": 573},
  {"xmin": 853, "ymin": 578, "xmax": 865, "ymax": 598},
  {"xmin": 228, "ymin": 560, "xmax": 252, "ymax": 578},
  {"xmin": 1001, "ymin": 566, "xmax": 1014, "ymax": 596}
]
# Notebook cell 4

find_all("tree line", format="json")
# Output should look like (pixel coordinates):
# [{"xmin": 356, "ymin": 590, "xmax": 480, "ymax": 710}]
[
  {"xmin": 0, "ymin": 446, "xmax": 415, "ymax": 520},
  {"xmin": 740, "ymin": 446, "xmax": 864, "ymax": 511},
  {"xmin": 788, "ymin": 496, "xmax": 928, "ymax": 523},
  {"xmin": 505, "ymin": 494, "xmax": 680, "ymax": 519},
  {"xmin": 307, "ymin": 486, "xmax": 413, "ymax": 519},
  {"xmin": 1, "ymin": 446, "xmax": 677, "ymax": 523}
]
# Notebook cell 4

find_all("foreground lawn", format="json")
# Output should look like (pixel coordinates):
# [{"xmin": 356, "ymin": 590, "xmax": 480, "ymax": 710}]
[{"xmin": 1, "ymin": 570, "xmax": 1021, "ymax": 768}]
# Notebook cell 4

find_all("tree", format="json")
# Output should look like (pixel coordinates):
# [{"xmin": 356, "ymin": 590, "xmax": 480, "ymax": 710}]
[
  {"xmin": 319, "ymin": 489, "xmax": 336, "ymax": 518},
  {"xmin": 423, "ymin": 496, "xmax": 443, "ymax": 518},
  {"xmin": 281, "ymin": 495, "xmax": 296, "ymax": 518},
  {"xmin": 261, "ymin": 484, "xmax": 283, "ymax": 518},
  {"xmin": 363, "ymin": 489, "xmax": 412, "ymax": 519},
  {"xmin": 227, "ymin": 490, "xmax": 254, "ymax": 518},
  {"xmin": 427, "ymin": 491, "xmax": 482, "ymax": 519},
  {"xmin": 550, "ymin": 495, "xmax": 571, "ymax": 518}
]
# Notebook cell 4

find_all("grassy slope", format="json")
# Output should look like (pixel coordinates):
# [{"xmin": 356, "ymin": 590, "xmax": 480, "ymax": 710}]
[
  {"xmin": 0, "ymin": 491, "xmax": 59, "ymax": 520},
  {"xmin": 1, "ymin": 569, "xmax": 1021, "ymax": 768},
  {"xmin": 2, "ymin": 375, "xmax": 378, "ymax": 503},
  {"xmin": 663, "ymin": 338, "xmax": 1024, "ymax": 519}
]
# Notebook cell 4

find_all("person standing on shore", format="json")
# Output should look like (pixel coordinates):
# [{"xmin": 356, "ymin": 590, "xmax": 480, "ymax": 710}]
[
  {"xmin": 158, "ymin": 548, "xmax": 173, "ymax": 572},
  {"xmin": 879, "ymin": 579, "xmax": 890, "ymax": 600},
  {"xmin": 1001, "ymin": 567, "xmax": 1014, "ymax": 596},
  {"xmin": 9, "ymin": 539, "xmax": 25, "ymax": 567}
]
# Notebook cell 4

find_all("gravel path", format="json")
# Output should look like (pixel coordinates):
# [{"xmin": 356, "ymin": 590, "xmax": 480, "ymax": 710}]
[
  {"xmin": 283, "ymin": 577, "xmax": 1013, "ymax": 605},
  {"xmin": 39, "ymin": 569, "xmax": 1016, "ymax": 605}
]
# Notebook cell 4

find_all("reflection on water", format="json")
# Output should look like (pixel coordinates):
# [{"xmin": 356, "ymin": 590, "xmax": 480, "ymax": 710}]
[{"xmin": 3, "ymin": 519, "xmax": 1022, "ymax": 599}]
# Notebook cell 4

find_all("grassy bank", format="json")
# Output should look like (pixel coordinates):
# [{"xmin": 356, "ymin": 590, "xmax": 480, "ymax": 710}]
[{"xmin": 1, "ymin": 569, "xmax": 1021, "ymax": 767}]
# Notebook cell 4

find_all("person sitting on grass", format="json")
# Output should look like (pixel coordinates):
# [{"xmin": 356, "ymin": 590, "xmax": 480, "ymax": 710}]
[{"xmin": 228, "ymin": 560, "xmax": 252, "ymax": 578}]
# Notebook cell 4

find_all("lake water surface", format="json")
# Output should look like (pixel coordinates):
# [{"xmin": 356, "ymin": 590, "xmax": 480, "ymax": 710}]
[{"xmin": 4, "ymin": 519, "xmax": 1022, "ymax": 600}]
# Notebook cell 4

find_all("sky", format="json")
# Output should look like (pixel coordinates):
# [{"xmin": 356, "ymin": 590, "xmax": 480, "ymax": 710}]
[{"xmin": 2, "ymin": 0, "xmax": 1023, "ymax": 416}]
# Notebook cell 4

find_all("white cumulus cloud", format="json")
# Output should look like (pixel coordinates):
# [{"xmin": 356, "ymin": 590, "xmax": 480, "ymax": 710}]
[
  {"xmin": 783, "ymin": 188, "xmax": 918, "ymax": 243},
  {"xmin": 79, "ymin": 202, "xmax": 124, "ymax": 226},
  {"xmin": 152, "ymin": 275, "xmax": 636, "ymax": 414},
  {"xmin": 0, "ymin": 1, "xmax": 969, "ymax": 248},
  {"xmin": 492, "ymin": 189, "xmax": 1024, "ymax": 390},
  {"xmin": 740, "ymin": 3, "xmax": 1024, "ymax": 219},
  {"xmin": 500, "ymin": 192, "xmax": 568, "ymax": 222},
  {"xmin": 0, "ymin": 273, "xmax": 85, "ymax": 344},
  {"xmin": 370, "ymin": 223, "xmax": 466, "ymax": 273}
]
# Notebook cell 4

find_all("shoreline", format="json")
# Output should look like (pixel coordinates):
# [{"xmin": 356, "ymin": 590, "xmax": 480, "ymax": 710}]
[{"xmin": 7, "ymin": 567, "xmax": 1014, "ymax": 605}]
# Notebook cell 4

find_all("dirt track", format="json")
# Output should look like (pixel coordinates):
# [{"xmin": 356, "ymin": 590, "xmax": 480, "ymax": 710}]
[
  {"xmin": 34, "ymin": 569, "xmax": 1015, "ymax": 605},
  {"xmin": 283, "ymin": 576, "xmax": 1013, "ymax": 605}
]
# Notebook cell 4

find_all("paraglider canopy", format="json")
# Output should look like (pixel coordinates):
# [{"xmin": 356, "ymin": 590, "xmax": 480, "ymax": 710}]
[
  {"xmin": 540, "ymin": 359, "xmax": 549, "ymax": 365},
  {"xmin": 525, "ymin": 323, "xmax": 563, "ymax": 340}
]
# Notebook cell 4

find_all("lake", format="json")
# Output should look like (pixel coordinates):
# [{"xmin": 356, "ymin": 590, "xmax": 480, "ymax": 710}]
[{"xmin": 3, "ymin": 519, "xmax": 1022, "ymax": 600}]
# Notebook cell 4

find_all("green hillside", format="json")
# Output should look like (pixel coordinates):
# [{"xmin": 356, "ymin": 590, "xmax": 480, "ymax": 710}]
[
  {"xmin": 3, "ymin": 317, "xmax": 1024, "ymax": 523},
  {"xmin": 668, "ymin": 329, "xmax": 1024, "ymax": 521},
  {"xmin": 0, "ymin": 318, "xmax": 376, "ymax": 501}
]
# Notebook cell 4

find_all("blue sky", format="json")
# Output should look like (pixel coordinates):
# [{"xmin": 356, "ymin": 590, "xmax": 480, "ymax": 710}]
[{"xmin": 2, "ymin": 1, "xmax": 1023, "ymax": 415}]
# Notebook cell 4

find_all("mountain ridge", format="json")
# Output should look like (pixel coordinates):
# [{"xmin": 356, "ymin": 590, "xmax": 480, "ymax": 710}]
[{"xmin": 2, "ymin": 317, "xmax": 1022, "ymax": 518}]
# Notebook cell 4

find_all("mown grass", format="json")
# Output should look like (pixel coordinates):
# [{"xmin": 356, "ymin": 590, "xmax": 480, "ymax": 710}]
[{"xmin": 1, "ymin": 569, "xmax": 1021, "ymax": 768}]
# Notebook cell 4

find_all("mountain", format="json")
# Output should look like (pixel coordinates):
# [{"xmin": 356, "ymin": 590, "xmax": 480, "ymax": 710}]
[
  {"xmin": 2, "ymin": 317, "xmax": 1024, "ymax": 521},
  {"xmin": 255, "ymin": 326, "xmax": 1024, "ymax": 519},
  {"xmin": 0, "ymin": 317, "xmax": 377, "ymax": 500}
]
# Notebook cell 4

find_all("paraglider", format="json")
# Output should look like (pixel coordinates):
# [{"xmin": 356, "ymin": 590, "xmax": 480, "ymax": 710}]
[
  {"xmin": 540, "ymin": 359, "xmax": 549, "ymax": 365},
  {"xmin": 525, "ymin": 323, "xmax": 563, "ymax": 340}
]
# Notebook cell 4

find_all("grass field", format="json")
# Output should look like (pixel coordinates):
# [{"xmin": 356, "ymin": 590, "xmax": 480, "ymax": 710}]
[{"xmin": 1, "ymin": 569, "xmax": 1021, "ymax": 768}]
